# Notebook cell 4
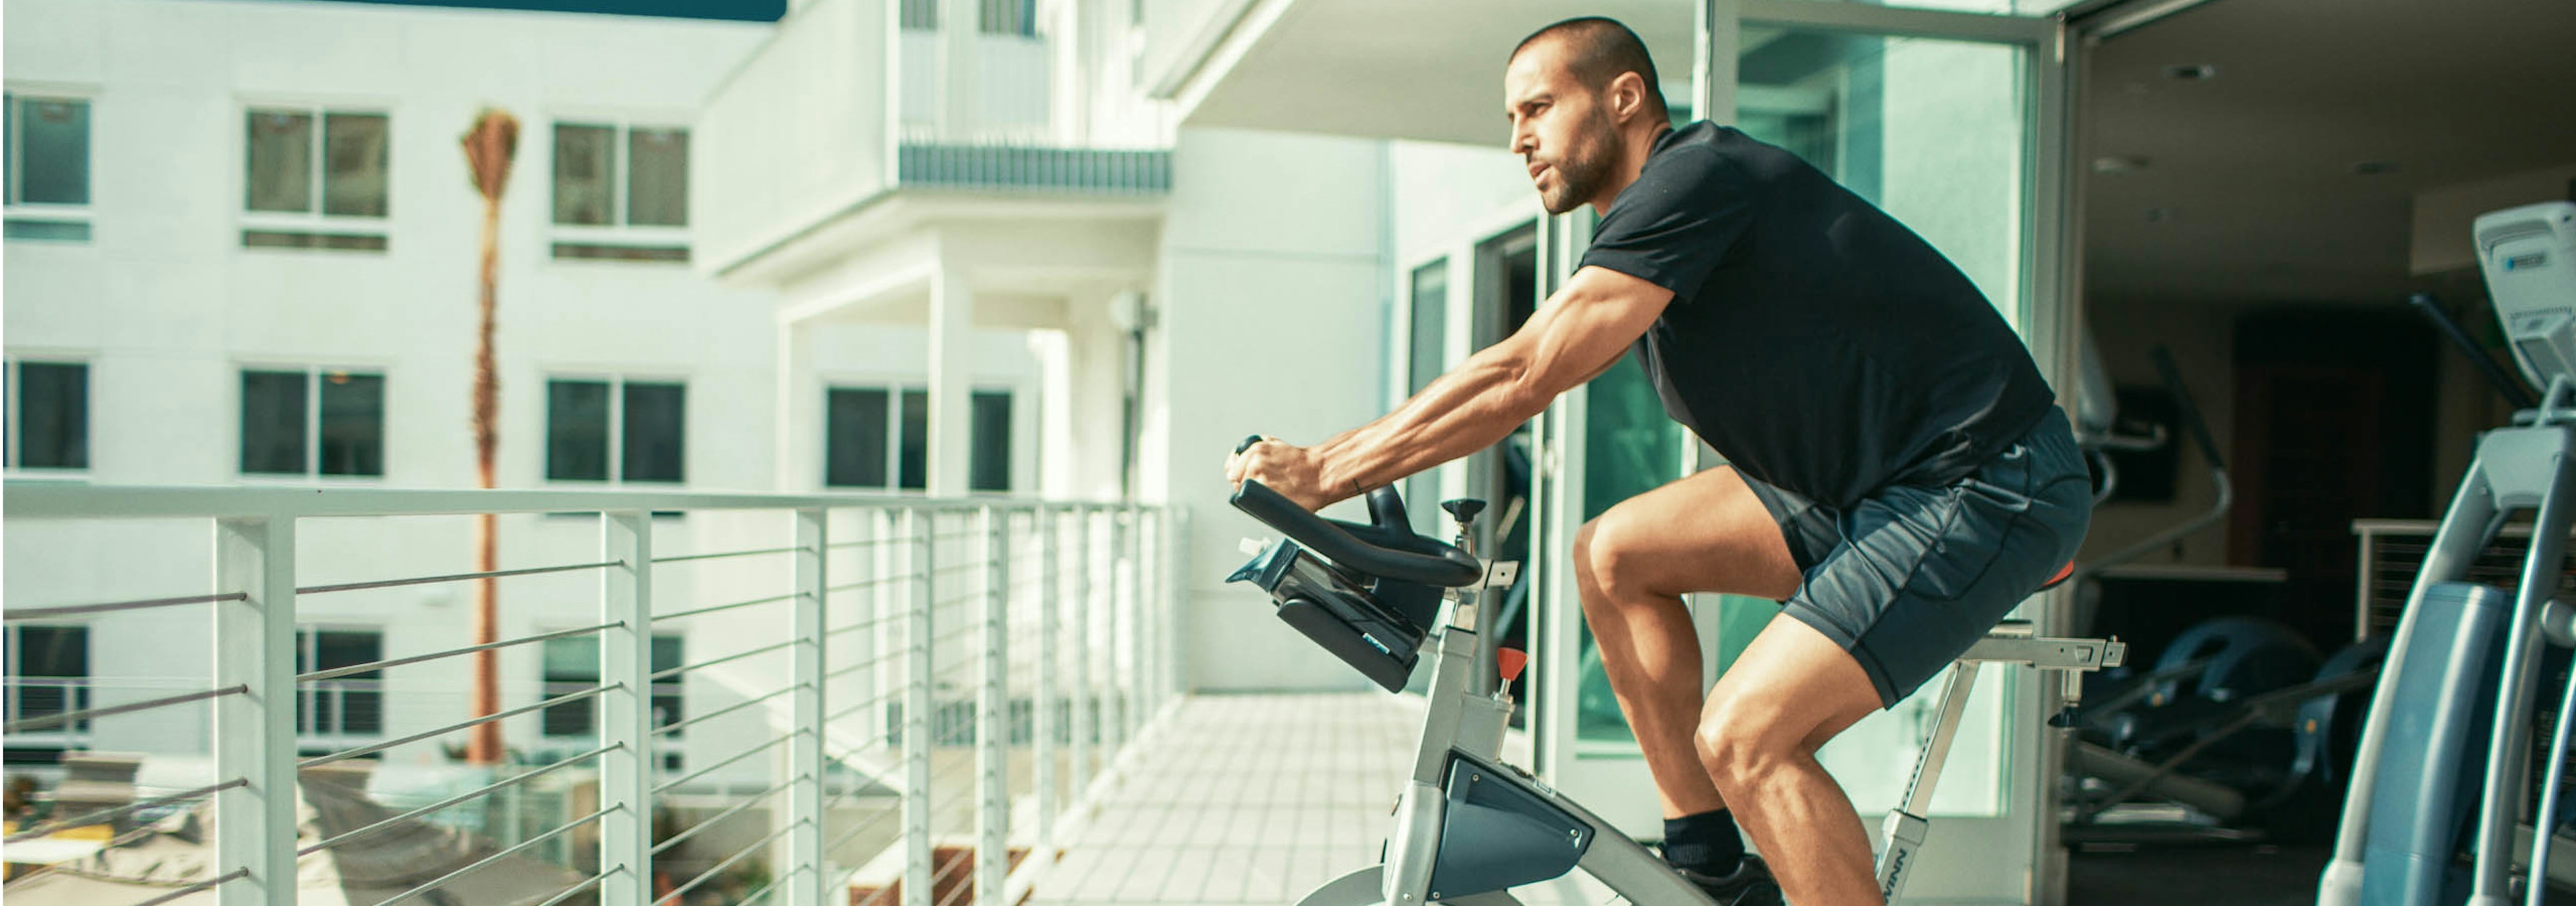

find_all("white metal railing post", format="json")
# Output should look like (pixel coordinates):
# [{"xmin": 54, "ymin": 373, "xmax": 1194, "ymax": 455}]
[
  {"xmin": 1033, "ymin": 507, "xmax": 1058, "ymax": 842},
  {"xmin": 1173, "ymin": 507, "xmax": 1191, "ymax": 705},
  {"xmin": 976, "ymin": 506, "xmax": 1010, "ymax": 905},
  {"xmin": 788, "ymin": 507, "xmax": 828, "ymax": 905},
  {"xmin": 1130, "ymin": 507, "xmax": 1147, "ymax": 738},
  {"xmin": 903, "ymin": 509, "xmax": 934, "ymax": 906},
  {"xmin": 1108, "ymin": 509, "xmax": 1131, "ymax": 748},
  {"xmin": 873, "ymin": 508, "xmax": 900, "ymax": 751},
  {"xmin": 1139, "ymin": 507, "xmax": 1161, "ymax": 720},
  {"xmin": 600, "ymin": 511, "xmax": 655, "ymax": 905},
  {"xmin": 214, "ymin": 515, "xmax": 297, "ymax": 906},
  {"xmin": 1069, "ymin": 507, "xmax": 1093, "ymax": 787}
]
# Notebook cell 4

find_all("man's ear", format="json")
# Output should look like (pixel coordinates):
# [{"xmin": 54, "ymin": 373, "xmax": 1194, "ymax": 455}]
[{"xmin": 1607, "ymin": 71, "xmax": 1649, "ymax": 125}]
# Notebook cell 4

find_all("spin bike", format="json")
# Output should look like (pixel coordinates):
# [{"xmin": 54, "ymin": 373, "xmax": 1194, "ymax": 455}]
[{"xmin": 1226, "ymin": 450, "xmax": 2123, "ymax": 904}]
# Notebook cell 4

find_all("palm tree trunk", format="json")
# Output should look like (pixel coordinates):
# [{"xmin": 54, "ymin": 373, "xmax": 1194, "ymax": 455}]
[
  {"xmin": 470, "ymin": 191, "xmax": 503, "ymax": 765},
  {"xmin": 462, "ymin": 111, "xmax": 519, "ymax": 766}
]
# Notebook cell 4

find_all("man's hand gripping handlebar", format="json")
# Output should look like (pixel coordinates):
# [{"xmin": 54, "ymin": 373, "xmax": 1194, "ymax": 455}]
[{"xmin": 1228, "ymin": 435, "xmax": 1483, "ymax": 589}]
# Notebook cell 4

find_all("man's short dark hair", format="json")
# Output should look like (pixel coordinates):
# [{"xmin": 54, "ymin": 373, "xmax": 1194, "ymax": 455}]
[{"xmin": 1511, "ymin": 17, "xmax": 1668, "ymax": 117}]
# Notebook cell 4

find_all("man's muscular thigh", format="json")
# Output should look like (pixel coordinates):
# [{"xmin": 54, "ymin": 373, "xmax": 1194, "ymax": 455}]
[{"xmin": 1579, "ymin": 466, "xmax": 1803, "ymax": 602}]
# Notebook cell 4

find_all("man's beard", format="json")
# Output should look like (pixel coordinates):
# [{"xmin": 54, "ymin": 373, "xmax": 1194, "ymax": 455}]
[{"xmin": 1538, "ymin": 110, "xmax": 1620, "ymax": 215}]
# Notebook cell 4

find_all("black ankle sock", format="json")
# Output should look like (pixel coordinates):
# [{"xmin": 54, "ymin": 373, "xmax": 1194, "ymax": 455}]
[{"xmin": 1662, "ymin": 808, "xmax": 1744, "ymax": 874}]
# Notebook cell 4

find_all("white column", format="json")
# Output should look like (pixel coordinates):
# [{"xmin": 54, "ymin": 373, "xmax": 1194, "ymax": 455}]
[
  {"xmin": 930, "ymin": 266, "xmax": 976, "ymax": 497},
  {"xmin": 215, "ymin": 517, "xmax": 295, "ymax": 906},
  {"xmin": 778, "ymin": 322, "xmax": 818, "ymax": 492},
  {"xmin": 1032, "ymin": 329, "xmax": 1075, "ymax": 499},
  {"xmin": 937, "ymin": 0, "xmax": 979, "ymax": 138}
]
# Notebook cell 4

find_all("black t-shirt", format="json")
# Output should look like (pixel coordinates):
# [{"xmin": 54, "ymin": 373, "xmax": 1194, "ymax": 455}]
[{"xmin": 1578, "ymin": 122, "xmax": 2055, "ymax": 509}]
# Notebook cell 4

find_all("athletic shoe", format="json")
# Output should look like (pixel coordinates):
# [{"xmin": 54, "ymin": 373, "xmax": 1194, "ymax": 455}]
[{"xmin": 1674, "ymin": 854, "xmax": 1784, "ymax": 906}]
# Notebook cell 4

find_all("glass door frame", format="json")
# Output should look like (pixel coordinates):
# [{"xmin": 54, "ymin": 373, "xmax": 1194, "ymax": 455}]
[{"xmin": 1523, "ymin": 0, "xmax": 2084, "ymax": 899}]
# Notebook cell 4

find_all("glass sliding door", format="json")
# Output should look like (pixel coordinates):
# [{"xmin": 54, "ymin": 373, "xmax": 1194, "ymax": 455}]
[{"xmin": 1523, "ymin": 0, "xmax": 2073, "ymax": 899}]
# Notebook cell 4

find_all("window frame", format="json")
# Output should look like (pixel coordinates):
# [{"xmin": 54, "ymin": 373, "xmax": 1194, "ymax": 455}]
[
  {"xmin": 821, "ymin": 378, "xmax": 1028, "ymax": 495},
  {"xmin": 5, "ymin": 356, "xmax": 93, "ymax": 475},
  {"xmin": 4, "ymin": 623, "xmax": 93, "ymax": 753},
  {"xmin": 4, "ymin": 86, "xmax": 97, "ymax": 242},
  {"xmin": 545, "ymin": 113, "xmax": 690, "ymax": 263},
  {"xmin": 236, "ymin": 98, "xmax": 394, "ymax": 251},
  {"xmin": 233, "ymin": 362, "xmax": 390, "ymax": 482},
  {"xmin": 536, "ymin": 629, "xmax": 686, "ymax": 771},
  {"xmin": 293, "ymin": 624, "xmax": 385, "ymax": 744},
  {"xmin": 543, "ymin": 372, "xmax": 689, "ymax": 486}
]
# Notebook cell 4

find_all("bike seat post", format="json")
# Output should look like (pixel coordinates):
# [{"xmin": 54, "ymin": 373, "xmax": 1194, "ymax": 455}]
[{"xmin": 1440, "ymin": 498, "xmax": 1497, "ymax": 698}]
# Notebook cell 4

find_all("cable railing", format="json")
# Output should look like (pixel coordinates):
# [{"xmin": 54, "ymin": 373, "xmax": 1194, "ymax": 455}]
[{"xmin": 0, "ymin": 484, "xmax": 1179, "ymax": 906}]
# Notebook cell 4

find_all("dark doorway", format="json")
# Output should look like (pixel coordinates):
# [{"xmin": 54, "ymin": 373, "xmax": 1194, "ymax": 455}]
[{"xmin": 2229, "ymin": 307, "xmax": 2438, "ymax": 647}]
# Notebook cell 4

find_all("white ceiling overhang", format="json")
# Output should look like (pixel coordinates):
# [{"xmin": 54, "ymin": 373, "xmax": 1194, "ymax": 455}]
[{"xmin": 1167, "ymin": 0, "xmax": 1699, "ymax": 146}]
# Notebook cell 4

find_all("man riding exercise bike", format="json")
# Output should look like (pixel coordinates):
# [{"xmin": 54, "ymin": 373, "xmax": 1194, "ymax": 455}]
[{"xmin": 1223, "ymin": 17, "xmax": 2092, "ymax": 905}]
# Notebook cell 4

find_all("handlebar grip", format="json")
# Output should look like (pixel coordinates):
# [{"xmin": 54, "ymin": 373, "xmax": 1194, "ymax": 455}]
[
  {"xmin": 2412, "ymin": 293, "xmax": 2540, "ymax": 410},
  {"xmin": 1232, "ymin": 480, "xmax": 1482, "ymax": 588},
  {"xmin": 2149, "ymin": 346, "xmax": 2226, "ymax": 470}
]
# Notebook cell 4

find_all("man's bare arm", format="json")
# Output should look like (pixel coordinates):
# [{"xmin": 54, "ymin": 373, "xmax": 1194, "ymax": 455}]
[{"xmin": 1308, "ymin": 265, "xmax": 1675, "ymax": 497}]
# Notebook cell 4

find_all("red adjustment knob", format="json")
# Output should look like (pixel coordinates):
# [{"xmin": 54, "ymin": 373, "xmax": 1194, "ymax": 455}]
[{"xmin": 1497, "ymin": 647, "xmax": 1529, "ymax": 683}]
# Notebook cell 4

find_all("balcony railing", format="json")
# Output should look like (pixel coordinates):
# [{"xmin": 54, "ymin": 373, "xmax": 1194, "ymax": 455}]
[{"xmin": 0, "ymin": 484, "xmax": 1177, "ymax": 906}]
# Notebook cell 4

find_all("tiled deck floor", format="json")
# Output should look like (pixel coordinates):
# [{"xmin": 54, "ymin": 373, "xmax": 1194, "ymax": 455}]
[{"xmin": 1028, "ymin": 693, "xmax": 1614, "ymax": 906}]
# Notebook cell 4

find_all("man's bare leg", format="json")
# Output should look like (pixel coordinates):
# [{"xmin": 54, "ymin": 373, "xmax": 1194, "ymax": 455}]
[
  {"xmin": 1699, "ymin": 615, "xmax": 1888, "ymax": 905},
  {"xmin": 1573, "ymin": 466, "xmax": 1803, "ymax": 819}
]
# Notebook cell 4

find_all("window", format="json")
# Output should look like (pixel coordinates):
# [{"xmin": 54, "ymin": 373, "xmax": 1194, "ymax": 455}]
[
  {"xmin": 242, "ymin": 106, "xmax": 390, "ymax": 252},
  {"xmin": 900, "ymin": 0, "xmax": 1036, "ymax": 34},
  {"xmin": 1404, "ymin": 260, "xmax": 1448, "ymax": 534},
  {"xmin": 296, "ymin": 629, "xmax": 382, "ymax": 738},
  {"xmin": 6, "ymin": 360, "xmax": 88, "ymax": 470},
  {"xmin": 5, "ymin": 625, "xmax": 91, "ymax": 745},
  {"xmin": 5, "ymin": 93, "xmax": 93, "ymax": 242},
  {"xmin": 824, "ymin": 386, "xmax": 1015, "ymax": 493},
  {"xmin": 899, "ymin": 0, "xmax": 936, "ymax": 29},
  {"xmin": 547, "ymin": 377, "xmax": 685, "ymax": 483},
  {"xmin": 240, "ymin": 368, "xmax": 385, "ymax": 477},
  {"xmin": 825, "ymin": 389, "xmax": 892, "ymax": 488},
  {"xmin": 541, "ymin": 634, "xmax": 683, "ymax": 738},
  {"xmin": 551, "ymin": 121, "xmax": 688, "ymax": 262},
  {"xmin": 979, "ymin": 0, "xmax": 1036, "ymax": 36},
  {"xmin": 970, "ymin": 391, "xmax": 1012, "ymax": 493}
]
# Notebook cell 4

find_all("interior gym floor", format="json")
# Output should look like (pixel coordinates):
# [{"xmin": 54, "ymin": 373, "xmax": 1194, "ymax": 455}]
[{"xmin": 2069, "ymin": 844, "xmax": 2330, "ymax": 906}]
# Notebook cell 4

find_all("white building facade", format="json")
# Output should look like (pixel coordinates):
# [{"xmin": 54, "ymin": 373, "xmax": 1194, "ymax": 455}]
[{"xmin": 0, "ymin": 0, "xmax": 1058, "ymax": 794}]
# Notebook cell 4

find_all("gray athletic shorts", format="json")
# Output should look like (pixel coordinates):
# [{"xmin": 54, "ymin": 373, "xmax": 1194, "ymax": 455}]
[{"xmin": 1739, "ymin": 407, "xmax": 2093, "ymax": 708}]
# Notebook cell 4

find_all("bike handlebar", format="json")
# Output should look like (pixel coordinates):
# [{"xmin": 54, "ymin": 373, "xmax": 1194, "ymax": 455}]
[{"xmin": 1229, "ymin": 437, "xmax": 1483, "ymax": 588}]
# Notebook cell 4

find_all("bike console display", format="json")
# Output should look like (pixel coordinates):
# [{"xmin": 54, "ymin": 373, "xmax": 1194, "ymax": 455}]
[{"xmin": 1226, "ymin": 476, "xmax": 1481, "ymax": 693}]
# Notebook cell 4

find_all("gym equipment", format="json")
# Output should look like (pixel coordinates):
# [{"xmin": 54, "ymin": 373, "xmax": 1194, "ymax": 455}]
[
  {"xmin": 2058, "ymin": 341, "xmax": 2389, "ymax": 842},
  {"xmin": 1225, "ymin": 446, "xmax": 2122, "ymax": 904},
  {"xmin": 2066, "ymin": 617, "xmax": 2383, "ymax": 841},
  {"xmin": 2320, "ymin": 200, "xmax": 2576, "ymax": 906}
]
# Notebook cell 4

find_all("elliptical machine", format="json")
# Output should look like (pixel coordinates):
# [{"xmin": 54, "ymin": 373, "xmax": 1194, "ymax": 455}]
[
  {"xmin": 1226, "ymin": 440, "xmax": 2123, "ymax": 904},
  {"xmin": 2320, "ymin": 200, "xmax": 2576, "ymax": 906}
]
